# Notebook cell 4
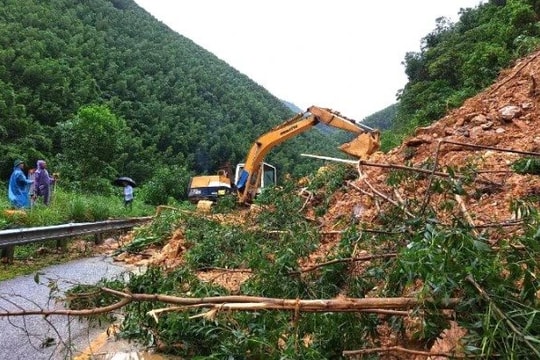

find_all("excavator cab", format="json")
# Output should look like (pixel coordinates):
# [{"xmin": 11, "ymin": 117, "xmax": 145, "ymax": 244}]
[{"xmin": 235, "ymin": 162, "xmax": 276, "ymax": 196}]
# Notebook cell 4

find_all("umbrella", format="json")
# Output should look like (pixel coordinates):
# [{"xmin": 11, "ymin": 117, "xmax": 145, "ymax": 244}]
[{"xmin": 113, "ymin": 176, "xmax": 136, "ymax": 187}]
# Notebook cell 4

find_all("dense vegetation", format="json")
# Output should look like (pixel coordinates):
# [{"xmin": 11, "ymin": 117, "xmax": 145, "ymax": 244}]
[
  {"xmin": 73, "ymin": 165, "xmax": 540, "ymax": 358},
  {"xmin": 0, "ymin": 0, "xmax": 348, "ymax": 203},
  {"xmin": 3, "ymin": 0, "xmax": 540, "ymax": 203}
]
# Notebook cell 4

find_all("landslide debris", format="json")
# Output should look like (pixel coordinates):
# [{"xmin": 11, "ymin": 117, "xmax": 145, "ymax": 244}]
[
  {"xmin": 323, "ymin": 50, "xmax": 540, "ymax": 235},
  {"xmin": 106, "ymin": 50, "xmax": 540, "ymax": 359},
  {"xmin": 111, "ymin": 49, "xmax": 540, "ymax": 303}
]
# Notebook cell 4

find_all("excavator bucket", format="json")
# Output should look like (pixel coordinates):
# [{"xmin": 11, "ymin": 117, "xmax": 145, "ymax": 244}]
[{"xmin": 339, "ymin": 132, "xmax": 381, "ymax": 159}]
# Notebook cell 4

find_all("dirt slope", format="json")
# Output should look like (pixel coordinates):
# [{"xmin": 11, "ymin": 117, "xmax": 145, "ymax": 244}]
[{"xmin": 322, "ymin": 49, "xmax": 540, "ymax": 234}]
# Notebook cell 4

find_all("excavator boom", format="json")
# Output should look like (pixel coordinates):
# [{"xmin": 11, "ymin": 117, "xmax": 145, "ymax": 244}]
[{"xmin": 236, "ymin": 106, "xmax": 380, "ymax": 204}]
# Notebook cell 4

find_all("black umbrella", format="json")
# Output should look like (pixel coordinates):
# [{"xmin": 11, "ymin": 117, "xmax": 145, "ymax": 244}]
[{"xmin": 113, "ymin": 176, "xmax": 136, "ymax": 187}]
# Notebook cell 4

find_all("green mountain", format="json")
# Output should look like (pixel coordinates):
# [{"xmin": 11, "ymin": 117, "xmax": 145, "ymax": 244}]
[
  {"xmin": 362, "ymin": 103, "xmax": 397, "ymax": 131},
  {"xmin": 0, "ymin": 0, "xmax": 349, "ymax": 199},
  {"xmin": 4, "ymin": 0, "xmax": 539, "ymax": 203},
  {"xmin": 394, "ymin": 0, "xmax": 540, "ymax": 137}
]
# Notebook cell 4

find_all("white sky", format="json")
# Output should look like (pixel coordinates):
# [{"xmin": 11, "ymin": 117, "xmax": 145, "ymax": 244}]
[{"xmin": 133, "ymin": 1, "xmax": 485, "ymax": 121}]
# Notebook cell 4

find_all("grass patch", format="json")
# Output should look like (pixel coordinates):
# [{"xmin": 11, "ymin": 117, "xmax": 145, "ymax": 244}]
[
  {"xmin": 0, "ymin": 187, "xmax": 158, "ymax": 281},
  {"xmin": 0, "ymin": 187, "xmax": 156, "ymax": 229},
  {"xmin": 0, "ymin": 240, "xmax": 94, "ymax": 281}
]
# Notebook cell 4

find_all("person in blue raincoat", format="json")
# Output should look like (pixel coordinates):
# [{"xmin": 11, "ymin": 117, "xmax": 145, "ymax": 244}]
[{"xmin": 8, "ymin": 159, "xmax": 33, "ymax": 209}]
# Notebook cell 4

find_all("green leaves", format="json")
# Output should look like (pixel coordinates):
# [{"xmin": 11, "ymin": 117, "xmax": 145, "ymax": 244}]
[
  {"xmin": 512, "ymin": 157, "xmax": 540, "ymax": 175},
  {"xmin": 57, "ymin": 104, "xmax": 129, "ymax": 189}
]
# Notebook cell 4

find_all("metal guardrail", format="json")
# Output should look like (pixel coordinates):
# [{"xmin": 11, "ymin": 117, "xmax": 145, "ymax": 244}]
[{"xmin": 0, "ymin": 217, "xmax": 153, "ymax": 248}]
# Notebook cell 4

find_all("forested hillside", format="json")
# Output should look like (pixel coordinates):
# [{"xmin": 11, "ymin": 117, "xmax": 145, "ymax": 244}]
[
  {"xmin": 362, "ymin": 103, "xmax": 397, "ymax": 131},
  {"xmin": 0, "ymin": 0, "xmax": 348, "ymax": 201},
  {"xmin": 4, "ymin": 1, "xmax": 540, "ymax": 357},
  {"xmin": 3, "ymin": 0, "xmax": 540, "ymax": 205}
]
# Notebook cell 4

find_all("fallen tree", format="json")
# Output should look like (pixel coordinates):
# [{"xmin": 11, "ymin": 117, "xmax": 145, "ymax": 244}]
[{"xmin": 0, "ymin": 288, "xmax": 461, "ymax": 318}]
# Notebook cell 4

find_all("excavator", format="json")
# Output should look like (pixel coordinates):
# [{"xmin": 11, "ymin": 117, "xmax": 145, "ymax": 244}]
[
  {"xmin": 187, "ymin": 105, "xmax": 380, "ymax": 206},
  {"xmin": 235, "ymin": 105, "xmax": 380, "ymax": 204}
]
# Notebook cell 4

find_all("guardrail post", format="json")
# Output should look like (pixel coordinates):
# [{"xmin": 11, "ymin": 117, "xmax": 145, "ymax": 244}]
[
  {"xmin": 56, "ymin": 239, "xmax": 68, "ymax": 251},
  {"xmin": 1, "ymin": 246, "xmax": 14, "ymax": 264},
  {"xmin": 94, "ymin": 233, "xmax": 104, "ymax": 245}
]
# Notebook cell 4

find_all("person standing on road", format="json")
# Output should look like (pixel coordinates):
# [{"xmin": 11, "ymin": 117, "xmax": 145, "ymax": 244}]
[
  {"xmin": 8, "ymin": 159, "xmax": 33, "ymax": 209},
  {"xmin": 33, "ymin": 159, "xmax": 56, "ymax": 206}
]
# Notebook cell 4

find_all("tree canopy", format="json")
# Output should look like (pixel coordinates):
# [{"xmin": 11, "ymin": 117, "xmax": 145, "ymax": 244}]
[
  {"xmin": 2, "ymin": 0, "xmax": 540, "ymax": 202},
  {"xmin": 0, "ymin": 0, "xmax": 347, "ymax": 199}
]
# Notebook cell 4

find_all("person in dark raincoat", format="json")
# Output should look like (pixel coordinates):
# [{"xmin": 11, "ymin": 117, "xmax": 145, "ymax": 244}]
[
  {"xmin": 8, "ymin": 159, "xmax": 33, "ymax": 209},
  {"xmin": 33, "ymin": 160, "xmax": 56, "ymax": 206}
]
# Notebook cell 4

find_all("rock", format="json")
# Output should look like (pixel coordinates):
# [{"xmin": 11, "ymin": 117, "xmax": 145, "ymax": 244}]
[
  {"xmin": 522, "ymin": 101, "xmax": 533, "ymax": 109},
  {"xmin": 404, "ymin": 135, "xmax": 432, "ymax": 147},
  {"xmin": 499, "ymin": 105, "xmax": 521, "ymax": 121},
  {"xmin": 470, "ymin": 114, "xmax": 488, "ymax": 125},
  {"xmin": 481, "ymin": 121, "xmax": 494, "ymax": 130}
]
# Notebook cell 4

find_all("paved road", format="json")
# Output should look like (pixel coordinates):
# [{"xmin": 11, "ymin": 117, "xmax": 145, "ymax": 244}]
[{"xmin": 0, "ymin": 256, "xmax": 136, "ymax": 360}]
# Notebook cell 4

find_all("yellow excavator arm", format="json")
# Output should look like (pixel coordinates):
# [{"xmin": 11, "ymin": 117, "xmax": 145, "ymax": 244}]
[{"xmin": 235, "ymin": 106, "xmax": 380, "ymax": 204}]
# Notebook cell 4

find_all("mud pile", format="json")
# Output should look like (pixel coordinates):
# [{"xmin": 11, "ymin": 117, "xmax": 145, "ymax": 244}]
[{"xmin": 323, "ymin": 50, "xmax": 540, "ymax": 234}]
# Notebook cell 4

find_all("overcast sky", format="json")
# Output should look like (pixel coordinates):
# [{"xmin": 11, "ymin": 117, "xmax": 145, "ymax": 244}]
[{"xmin": 133, "ymin": 1, "xmax": 485, "ymax": 121}]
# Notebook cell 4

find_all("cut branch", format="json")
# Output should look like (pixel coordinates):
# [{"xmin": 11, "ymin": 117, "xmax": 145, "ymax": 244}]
[
  {"xmin": 102, "ymin": 288, "xmax": 460, "ymax": 310},
  {"xmin": 454, "ymin": 194, "xmax": 479, "ymax": 237},
  {"xmin": 343, "ymin": 345, "xmax": 470, "ymax": 358},
  {"xmin": 0, "ymin": 288, "xmax": 460, "ymax": 319},
  {"xmin": 349, "ymin": 179, "xmax": 414, "ymax": 218},
  {"xmin": 0, "ymin": 297, "xmax": 131, "ymax": 317}
]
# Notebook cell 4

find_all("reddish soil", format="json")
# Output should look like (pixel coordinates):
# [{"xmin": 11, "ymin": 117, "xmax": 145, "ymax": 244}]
[{"xmin": 323, "ymin": 50, "xmax": 540, "ymax": 234}]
